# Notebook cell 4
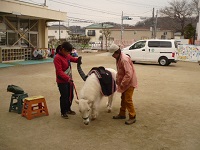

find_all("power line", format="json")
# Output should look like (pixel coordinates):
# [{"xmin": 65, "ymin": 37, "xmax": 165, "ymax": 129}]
[
  {"xmin": 104, "ymin": 0, "xmax": 165, "ymax": 8},
  {"xmin": 49, "ymin": 0, "xmax": 120, "ymax": 17}
]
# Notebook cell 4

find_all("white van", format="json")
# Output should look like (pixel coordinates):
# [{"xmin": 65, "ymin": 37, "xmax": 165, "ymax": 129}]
[{"xmin": 122, "ymin": 39, "xmax": 178, "ymax": 66}]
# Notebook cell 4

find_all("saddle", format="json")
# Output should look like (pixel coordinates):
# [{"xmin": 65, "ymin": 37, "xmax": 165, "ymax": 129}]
[{"xmin": 87, "ymin": 66, "xmax": 116, "ymax": 96}]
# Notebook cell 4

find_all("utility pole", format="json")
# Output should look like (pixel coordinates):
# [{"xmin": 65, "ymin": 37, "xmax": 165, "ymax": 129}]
[
  {"xmin": 44, "ymin": 0, "xmax": 49, "ymax": 6},
  {"xmin": 59, "ymin": 21, "xmax": 60, "ymax": 40},
  {"xmin": 121, "ymin": 11, "xmax": 123, "ymax": 44},
  {"xmin": 121, "ymin": 11, "xmax": 132, "ymax": 45},
  {"xmin": 154, "ymin": 10, "xmax": 158, "ymax": 39},
  {"xmin": 101, "ymin": 23, "xmax": 103, "ymax": 50},
  {"xmin": 152, "ymin": 8, "xmax": 154, "ymax": 39}
]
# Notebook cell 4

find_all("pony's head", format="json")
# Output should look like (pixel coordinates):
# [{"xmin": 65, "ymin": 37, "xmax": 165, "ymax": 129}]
[{"xmin": 75, "ymin": 99, "xmax": 91, "ymax": 125}]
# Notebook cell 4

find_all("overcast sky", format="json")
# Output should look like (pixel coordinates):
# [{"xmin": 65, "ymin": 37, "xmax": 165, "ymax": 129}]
[{"xmin": 23, "ymin": 0, "xmax": 170, "ymax": 27}]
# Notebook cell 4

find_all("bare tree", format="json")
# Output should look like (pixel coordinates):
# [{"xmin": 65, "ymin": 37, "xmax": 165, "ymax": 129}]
[
  {"xmin": 102, "ymin": 29, "xmax": 111, "ymax": 50},
  {"xmin": 191, "ymin": 0, "xmax": 199, "ymax": 19},
  {"xmin": 160, "ymin": 0, "xmax": 195, "ymax": 35}
]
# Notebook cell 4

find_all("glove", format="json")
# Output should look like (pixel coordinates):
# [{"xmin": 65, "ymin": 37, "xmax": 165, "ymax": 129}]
[{"xmin": 77, "ymin": 56, "xmax": 82, "ymax": 65}]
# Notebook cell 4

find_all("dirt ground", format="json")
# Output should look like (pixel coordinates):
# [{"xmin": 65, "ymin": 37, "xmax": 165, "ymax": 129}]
[{"xmin": 0, "ymin": 51, "xmax": 200, "ymax": 150}]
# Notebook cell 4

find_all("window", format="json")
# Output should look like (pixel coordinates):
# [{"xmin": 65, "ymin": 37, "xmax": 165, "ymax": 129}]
[
  {"xmin": 0, "ymin": 31, "xmax": 6, "ymax": 46},
  {"xmin": 148, "ymin": 41, "xmax": 172, "ymax": 48},
  {"xmin": 130, "ymin": 41, "xmax": 146, "ymax": 50},
  {"xmin": 7, "ymin": 32, "xmax": 17, "ymax": 46},
  {"xmin": 160, "ymin": 41, "xmax": 172, "ymax": 48},
  {"xmin": 55, "ymin": 31, "xmax": 57, "ymax": 33},
  {"xmin": 30, "ymin": 20, "xmax": 38, "ymax": 31},
  {"xmin": 61, "ymin": 30, "xmax": 63, "ymax": 33},
  {"xmin": 2, "ymin": 17, "xmax": 39, "ymax": 47},
  {"xmin": 30, "ymin": 33, "xmax": 38, "ymax": 47},
  {"xmin": 87, "ymin": 30, "xmax": 95, "ymax": 36},
  {"xmin": 148, "ymin": 41, "xmax": 160, "ymax": 47}
]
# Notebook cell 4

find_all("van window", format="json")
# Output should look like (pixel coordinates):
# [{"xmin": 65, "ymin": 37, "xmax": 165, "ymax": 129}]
[
  {"xmin": 148, "ymin": 41, "xmax": 159, "ymax": 47},
  {"xmin": 130, "ymin": 41, "xmax": 146, "ymax": 50},
  {"xmin": 160, "ymin": 41, "xmax": 172, "ymax": 47},
  {"xmin": 148, "ymin": 41, "xmax": 172, "ymax": 48}
]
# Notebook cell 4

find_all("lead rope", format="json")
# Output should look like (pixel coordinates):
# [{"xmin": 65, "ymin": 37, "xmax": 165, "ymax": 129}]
[{"xmin": 72, "ymin": 82, "xmax": 79, "ymax": 100}]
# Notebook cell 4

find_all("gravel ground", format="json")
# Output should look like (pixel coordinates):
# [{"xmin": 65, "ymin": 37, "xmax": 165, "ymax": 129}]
[{"xmin": 0, "ymin": 51, "xmax": 200, "ymax": 150}]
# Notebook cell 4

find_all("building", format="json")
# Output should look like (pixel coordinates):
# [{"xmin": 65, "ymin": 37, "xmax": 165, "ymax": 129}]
[
  {"xmin": 48, "ymin": 25, "xmax": 70, "ymax": 41},
  {"xmin": 85, "ymin": 23, "xmax": 174, "ymax": 49},
  {"xmin": 0, "ymin": 0, "xmax": 67, "ymax": 62}
]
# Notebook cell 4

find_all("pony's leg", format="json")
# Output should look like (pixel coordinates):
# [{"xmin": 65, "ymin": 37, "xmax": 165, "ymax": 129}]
[
  {"xmin": 91, "ymin": 98, "xmax": 100, "ymax": 120},
  {"xmin": 107, "ymin": 93, "xmax": 114, "ymax": 113}
]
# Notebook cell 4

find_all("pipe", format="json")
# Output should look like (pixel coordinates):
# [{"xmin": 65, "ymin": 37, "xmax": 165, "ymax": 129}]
[{"xmin": 77, "ymin": 64, "xmax": 87, "ymax": 81}]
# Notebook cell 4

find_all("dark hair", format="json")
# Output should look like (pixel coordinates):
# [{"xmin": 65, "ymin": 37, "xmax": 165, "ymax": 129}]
[
  {"xmin": 55, "ymin": 45, "xmax": 62, "ymax": 54},
  {"xmin": 61, "ymin": 42, "xmax": 73, "ymax": 52}
]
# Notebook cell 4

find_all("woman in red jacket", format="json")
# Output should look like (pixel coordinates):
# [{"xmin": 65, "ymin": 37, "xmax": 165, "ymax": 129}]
[{"xmin": 54, "ymin": 42, "xmax": 82, "ymax": 119}]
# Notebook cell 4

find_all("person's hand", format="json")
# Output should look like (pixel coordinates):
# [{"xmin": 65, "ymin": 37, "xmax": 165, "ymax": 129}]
[
  {"xmin": 68, "ymin": 78, "xmax": 73, "ymax": 83},
  {"xmin": 77, "ymin": 56, "xmax": 82, "ymax": 65}
]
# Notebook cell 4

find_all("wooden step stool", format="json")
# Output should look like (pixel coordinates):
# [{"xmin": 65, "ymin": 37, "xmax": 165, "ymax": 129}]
[
  {"xmin": 9, "ymin": 93, "xmax": 28, "ymax": 114},
  {"xmin": 21, "ymin": 96, "xmax": 49, "ymax": 120}
]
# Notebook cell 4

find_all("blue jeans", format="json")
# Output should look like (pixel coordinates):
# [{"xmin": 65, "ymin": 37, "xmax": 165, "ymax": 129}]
[{"xmin": 57, "ymin": 83, "xmax": 74, "ymax": 115}]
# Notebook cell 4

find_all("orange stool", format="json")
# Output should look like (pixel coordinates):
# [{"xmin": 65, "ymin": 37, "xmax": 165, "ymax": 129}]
[{"xmin": 21, "ymin": 96, "xmax": 49, "ymax": 120}]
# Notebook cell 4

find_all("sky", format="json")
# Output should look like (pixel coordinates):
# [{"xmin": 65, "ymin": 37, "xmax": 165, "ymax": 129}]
[{"xmin": 21, "ymin": 0, "xmax": 170, "ymax": 27}]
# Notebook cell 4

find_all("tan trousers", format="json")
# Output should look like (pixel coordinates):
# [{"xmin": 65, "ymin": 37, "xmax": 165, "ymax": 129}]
[{"xmin": 119, "ymin": 86, "xmax": 136, "ymax": 119}]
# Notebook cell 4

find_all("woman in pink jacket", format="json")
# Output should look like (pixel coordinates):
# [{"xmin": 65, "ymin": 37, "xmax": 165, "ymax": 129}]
[{"xmin": 109, "ymin": 44, "xmax": 138, "ymax": 125}]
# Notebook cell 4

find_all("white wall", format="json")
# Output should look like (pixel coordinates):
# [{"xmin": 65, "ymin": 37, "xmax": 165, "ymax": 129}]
[
  {"xmin": 85, "ymin": 29, "xmax": 102, "ymax": 43},
  {"xmin": 177, "ymin": 45, "xmax": 200, "ymax": 62},
  {"xmin": 48, "ymin": 29, "xmax": 70, "ymax": 40}
]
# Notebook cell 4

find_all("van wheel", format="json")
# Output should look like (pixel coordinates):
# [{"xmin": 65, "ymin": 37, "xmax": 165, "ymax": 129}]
[{"xmin": 158, "ymin": 57, "xmax": 169, "ymax": 66}]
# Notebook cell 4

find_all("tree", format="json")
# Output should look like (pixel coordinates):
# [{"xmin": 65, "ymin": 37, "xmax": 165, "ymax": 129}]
[
  {"xmin": 184, "ymin": 23, "xmax": 196, "ymax": 43},
  {"xmin": 68, "ymin": 35, "xmax": 90, "ymax": 49},
  {"xmin": 160, "ymin": 0, "xmax": 196, "ymax": 35},
  {"xmin": 191, "ymin": 0, "xmax": 199, "ymax": 19},
  {"xmin": 102, "ymin": 28, "xmax": 111, "ymax": 50}
]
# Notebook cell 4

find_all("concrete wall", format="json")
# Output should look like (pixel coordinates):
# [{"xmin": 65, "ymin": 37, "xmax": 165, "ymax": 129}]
[
  {"xmin": 86, "ymin": 28, "xmax": 174, "ymax": 46},
  {"xmin": 110, "ymin": 30, "xmax": 174, "ymax": 41},
  {"xmin": 0, "ymin": 0, "xmax": 67, "ymax": 21}
]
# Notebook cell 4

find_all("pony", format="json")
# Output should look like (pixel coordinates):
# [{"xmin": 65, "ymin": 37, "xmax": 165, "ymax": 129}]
[{"xmin": 75, "ymin": 66, "xmax": 117, "ymax": 125}]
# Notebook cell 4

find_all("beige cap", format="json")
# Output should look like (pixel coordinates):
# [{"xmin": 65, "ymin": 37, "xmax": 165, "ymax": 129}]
[{"xmin": 109, "ymin": 44, "xmax": 120, "ymax": 53}]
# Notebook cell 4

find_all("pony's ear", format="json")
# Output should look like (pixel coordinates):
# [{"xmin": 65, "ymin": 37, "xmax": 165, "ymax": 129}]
[{"xmin": 75, "ymin": 99, "xmax": 79, "ymax": 104}]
